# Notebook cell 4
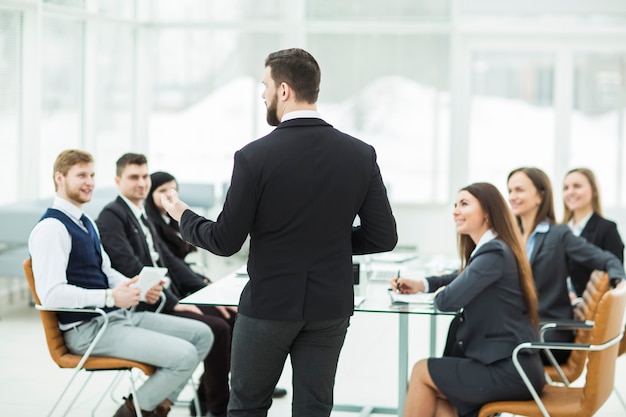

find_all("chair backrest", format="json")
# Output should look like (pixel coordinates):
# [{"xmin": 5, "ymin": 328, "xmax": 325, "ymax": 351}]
[
  {"xmin": 574, "ymin": 270, "xmax": 612, "ymax": 322},
  {"xmin": 579, "ymin": 281, "xmax": 626, "ymax": 416},
  {"xmin": 545, "ymin": 270, "xmax": 610, "ymax": 382},
  {"xmin": 23, "ymin": 258, "xmax": 77, "ymax": 368}
]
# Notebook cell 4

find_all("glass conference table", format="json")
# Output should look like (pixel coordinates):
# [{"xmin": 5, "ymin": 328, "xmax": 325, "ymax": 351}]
[{"xmin": 180, "ymin": 266, "xmax": 455, "ymax": 417}]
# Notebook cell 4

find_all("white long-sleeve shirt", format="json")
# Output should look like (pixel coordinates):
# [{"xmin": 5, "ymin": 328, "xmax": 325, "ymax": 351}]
[{"xmin": 28, "ymin": 196, "xmax": 129, "ymax": 328}]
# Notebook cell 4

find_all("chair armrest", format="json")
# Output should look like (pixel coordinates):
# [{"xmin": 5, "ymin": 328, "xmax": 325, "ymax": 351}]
[
  {"xmin": 35, "ymin": 304, "xmax": 110, "ymax": 371},
  {"xmin": 539, "ymin": 319, "xmax": 594, "ymax": 329},
  {"xmin": 155, "ymin": 291, "xmax": 166, "ymax": 314},
  {"xmin": 539, "ymin": 319, "xmax": 594, "ymax": 341},
  {"xmin": 36, "ymin": 304, "xmax": 108, "ymax": 316},
  {"xmin": 511, "ymin": 335, "xmax": 623, "ymax": 417},
  {"xmin": 129, "ymin": 291, "xmax": 167, "ymax": 314}
]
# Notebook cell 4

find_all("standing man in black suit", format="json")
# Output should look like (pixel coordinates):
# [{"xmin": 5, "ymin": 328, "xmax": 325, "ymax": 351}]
[{"xmin": 162, "ymin": 48, "xmax": 398, "ymax": 417}]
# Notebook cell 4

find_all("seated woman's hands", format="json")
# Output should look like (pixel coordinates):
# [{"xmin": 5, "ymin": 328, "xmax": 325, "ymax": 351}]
[{"xmin": 390, "ymin": 276, "xmax": 425, "ymax": 294}]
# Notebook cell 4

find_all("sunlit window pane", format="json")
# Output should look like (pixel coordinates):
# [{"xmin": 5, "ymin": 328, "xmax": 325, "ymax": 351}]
[
  {"xmin": 91, "ymin": 23, "xmax": 134, "ymax": 179},
  {"xmin": 469, "ymin": 51, "xmax": 555, "ymax": 192},
  {"xmin": 139, "ymin": 0, "xmax": 289, "ymax": 22},
  {"xmin": 148, "ymin": 30, "xmax": 281, "ymax": 189},
  {"xmin": 571, "ymin": 52, "xmax": 626, "ymax": 207},
  {"xmin": 0, "ymin": 9, "xmax": 22, "ymax": 205},
  {"xmin": 307, "ymin": 0, "xmax": 449, "ymax": 20},
  {"xmin": 41, "ymin": 17, "xmax": 84, "ymax": 195},
  {"xmin": 309, "ymin": 34, "xmax": 450, "ymax": 203}
]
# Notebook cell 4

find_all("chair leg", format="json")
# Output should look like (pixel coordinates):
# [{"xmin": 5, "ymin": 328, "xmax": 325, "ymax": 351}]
[
  {"xmin": 62, "ymin": 372, "xmax": 94, "ymax": 416},
  {"xmin": 107, "ymin": 371, "xmax": 126, "ymax": 404},
  {"xmin": 46, "ymin": 368, "xmax": 94, "ymax": 417},
  {"xmin": 614, "ymin": 386, "xmax": 626, "ymax": 412},
  {"xmin": 91, "ymin": 371, "xmax": 125, "ymax": 417},
  {"xmin": 127, "ymin": 369, "xmax": 143, "ymax": 417},
  {"xmin": 188, "ymin": 377, "xmax": 201, "ymax": 417}
]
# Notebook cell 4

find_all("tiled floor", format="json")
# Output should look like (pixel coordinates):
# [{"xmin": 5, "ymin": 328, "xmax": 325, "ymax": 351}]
[{"xmin": 1, "ymin": 277, "xmax": 625, "ymax": 416}]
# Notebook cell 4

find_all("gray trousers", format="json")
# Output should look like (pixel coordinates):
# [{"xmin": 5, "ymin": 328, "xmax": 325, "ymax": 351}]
[
  {"xmin": 63, "ymin": 310, "xmax": 213, "ymax": 410},
  {"xmin": 228, "ymin": 314, "xmax": 350, "ymax": 417}
]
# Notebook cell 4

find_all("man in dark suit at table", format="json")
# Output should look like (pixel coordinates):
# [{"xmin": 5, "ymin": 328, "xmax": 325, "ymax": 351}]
[
  {"xmin": 161, "ymin": 48, "xmax": 398, "ymax": 417},
  {"xmin": 96, "ymin": 153, "xmax": 238, "ymax": 417}
]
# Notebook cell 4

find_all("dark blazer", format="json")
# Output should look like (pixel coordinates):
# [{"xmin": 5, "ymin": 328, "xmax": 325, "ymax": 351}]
[
  {"xmin": 427, "ymin": 223, "xmax": 626, "ymax": 323},
  {"xmin": 434, "ymin": 239, "xmax": 538, "ymax": 364},
  {"xmin": 569, "ymin": 213, "xmax": 624, "ymax": 296},
  {"xmin": 529, "ymin": 223, "xmax": 625, "ymax": 322},
  {"xmin": 179, "ymin": 117, "xmax": 398, "ymax": 321},
  {"xmin": 96, "ymin": 196, "xmax": 207, "ymax": 311}
]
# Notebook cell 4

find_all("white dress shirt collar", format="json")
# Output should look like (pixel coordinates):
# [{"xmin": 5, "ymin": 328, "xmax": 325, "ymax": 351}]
[
  {"xmin": 281, "ymin": 110, "xmax": 322, "ymax": 122},
  {"xmin": 470, "ymin": 229, "xmax": 497, "ymax": 258},
  {"xmin": 53, "ymin": 196, "xmax": 86, "ymax": 226},
  {"xmin": 119, "ymin": 194, "xmax": 146, "ymax": 220},
  {"xmin": 568, "ymin": 211, "xmax": 593, "ymax": 237}
]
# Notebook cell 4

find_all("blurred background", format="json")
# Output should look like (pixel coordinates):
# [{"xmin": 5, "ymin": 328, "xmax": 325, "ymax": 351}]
[
  {"xmin": 2, "ymin": 2, "xmax": 626, "ymax": 415},
  {"xmin": 2, "ymin": 0, "xmax": 626, "ymax": 257}
]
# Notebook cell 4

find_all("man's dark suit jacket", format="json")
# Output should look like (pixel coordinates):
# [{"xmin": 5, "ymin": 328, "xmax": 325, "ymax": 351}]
[
  {"xmin": 569, "ymin": 212, "xmax": 624, "ymax": 296},
  {"xmin": 96, "ymin": 196, "xmax": 206, "ymax": 311},
  {"xmin": 434, "ymin": 239, "xmax": 538, "ymax": 364},
  {"xmin": 179, "ymin": 117, "xmax": 398, "ymax": 321}
]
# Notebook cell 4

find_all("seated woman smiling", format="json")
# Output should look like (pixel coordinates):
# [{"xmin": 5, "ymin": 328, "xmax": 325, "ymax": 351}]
[{"xmin": 400, "ymin": 182, "xmax": 544, "ymax": 417}]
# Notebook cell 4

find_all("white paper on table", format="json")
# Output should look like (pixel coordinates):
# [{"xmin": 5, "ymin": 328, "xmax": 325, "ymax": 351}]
[
  {"xmin": 182, "ymin": 276, "xmax": 248, "ymax": 306},
  {"xmin": 389, "ymin": 291, "xmax": 434, "ymax": 304}
]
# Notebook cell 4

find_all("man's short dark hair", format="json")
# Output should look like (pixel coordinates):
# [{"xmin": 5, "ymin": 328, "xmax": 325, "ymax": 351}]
[
  {"xmin": 265, "ymin": 48, "xmax": 320, "ymax": 104},
  {"xmin": 116, "ymin": 153, "xmax": 147, "ymax": 177}
]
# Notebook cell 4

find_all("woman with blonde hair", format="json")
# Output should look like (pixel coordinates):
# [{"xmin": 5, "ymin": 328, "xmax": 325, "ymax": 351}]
[
  {"xmin": 562, "ymin": 167, "xmax": 624, "ymax": 296},
  {"xmin": 506, "ymin": 166, "xmax": 624, "ymax": 363}
]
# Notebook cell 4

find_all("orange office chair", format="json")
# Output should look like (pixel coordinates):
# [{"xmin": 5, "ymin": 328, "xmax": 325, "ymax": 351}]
[
  {"xmin": 24, "ymin": 258, "xmax": 154, "ymax": 417},
  {"xmin": 478, "ymin": 281, "xmax": 626, "ymax": 417},
  {"xmin": 540, "ymin": 271, "xmax": 626, "ymax": 412},
  {"xmin": 614, "ymin": 322, "xmax": 626, "ymax": 409},
  {"xmin": 542, "ymin": 270, "xmax": 611, "ymax": 384}
]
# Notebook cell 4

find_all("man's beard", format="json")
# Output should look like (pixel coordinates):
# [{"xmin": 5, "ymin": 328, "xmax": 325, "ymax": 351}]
[
  {"xmin": 65, "ymin": 187, "xmax": 92, "ymax": 205},
  {"xmin": 266, "ymin": 94, "xmax": 281, "ymax": 126}
]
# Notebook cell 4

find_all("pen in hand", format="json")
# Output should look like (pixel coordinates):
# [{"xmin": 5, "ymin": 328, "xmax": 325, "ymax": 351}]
[{"xmin": 390, "ymin": 270, "xmax": 402, "ymax": 293}]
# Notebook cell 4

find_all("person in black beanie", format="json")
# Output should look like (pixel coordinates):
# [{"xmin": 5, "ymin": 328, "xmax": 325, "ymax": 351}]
[{"xmin": 146, "ymin": 171, "xmax": 197, "ymax": 261}]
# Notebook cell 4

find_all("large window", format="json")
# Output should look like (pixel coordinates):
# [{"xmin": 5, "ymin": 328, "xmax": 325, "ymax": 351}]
[
  {"xmin": 3, "ymin": 0, "xmax": 626, "ymax": 231},
  {"xmin": 148, "ymin": 29, "xmax": 281, "ymax": 194},
  {"xmin": 40, "ymin": 16, "xmax": 84, "ymax": 195},
  {"xmin": 148, "ymin": 29, "xmax": 450, "ymax": 204},
  {"xmin": 468, "ymin": 51, "xmax": 556, "ymax": 194},
  {"xmin": 91, "ymin": 22, "xmax": 135, "ymax": 181},
  {"xmin": 571, "ymin": 52, "xmax": 626, "ymax": 207},
  {"xmin": 309, "ymin": 34, "xmax": 450, "ymax": 203},
  {"xmin": 0, "ymin": 9, "xmax": 22, "ymax": 205}
]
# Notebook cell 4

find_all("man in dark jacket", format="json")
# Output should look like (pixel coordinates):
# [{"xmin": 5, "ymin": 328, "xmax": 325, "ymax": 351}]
[
  {"xmin": 162, "ymin": 48, "xmax": 398, "ymax": 417},
  {"xmin": 97, "ymin": 153, "xmax": 236, "ymax": 417}
]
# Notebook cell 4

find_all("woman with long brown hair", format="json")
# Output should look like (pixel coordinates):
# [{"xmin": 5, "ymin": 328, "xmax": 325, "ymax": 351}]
[{"xmin": 401, "ymin": 183, "xmax": 543, "ymax": 417}]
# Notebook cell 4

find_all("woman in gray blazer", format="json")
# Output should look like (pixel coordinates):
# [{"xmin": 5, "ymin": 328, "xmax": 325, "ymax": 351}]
[
  {"xmin": 508, "ymin": 167, "xmax": 625, "ymax": 363},
  {"xmin": 402, "ymin": 183, "xmax": 544, "ymax": 417}
]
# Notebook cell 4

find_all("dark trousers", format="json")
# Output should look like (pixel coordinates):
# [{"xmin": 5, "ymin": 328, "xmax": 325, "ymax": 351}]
[
  {"xmin": 168, "ymin": 305, "xmax": 235, "ymax": 415},
  {"xmin": 228, "ymin": 314, "xmax": 350, "ymax": 417}
]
